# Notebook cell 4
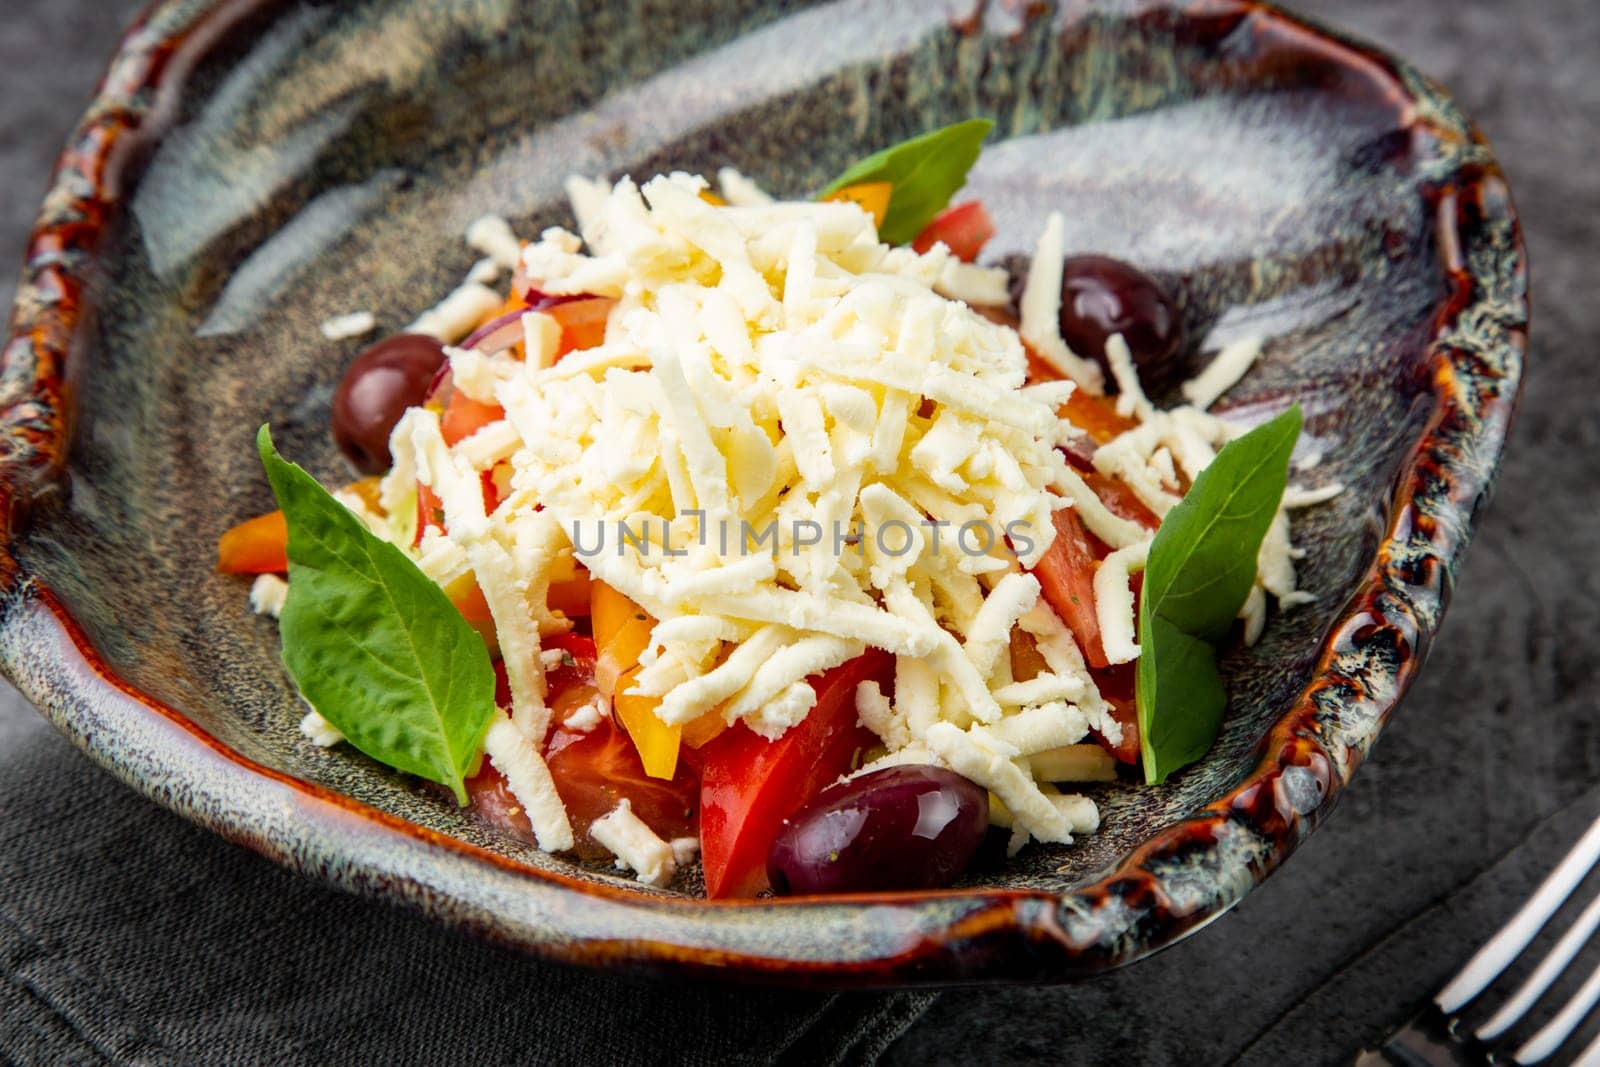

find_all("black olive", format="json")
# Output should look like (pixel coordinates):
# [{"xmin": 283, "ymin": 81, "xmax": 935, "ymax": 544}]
[
  {"xmin": 767, "ymin": 765, "xmax": 989, "ymax": 895},
  {"xmin": 330, "ymin": 333, "xmax": 446, "ymax": 474}
]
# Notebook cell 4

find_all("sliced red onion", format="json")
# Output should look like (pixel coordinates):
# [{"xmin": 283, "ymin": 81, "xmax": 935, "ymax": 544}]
[
  {"xmin": 462, "ymin": 306, "xmax": 528, "ymax": 354},
  {"xmin": 520, "ymin": 284, "xmax": 596, "ymax": 311},
  {"xmin": 1059, "ymin": 430, "xmax": 1098, "ymax": 471},
  {"xmin": 425, "ymin": 363, "xmax": 453, "ymax": 406}
]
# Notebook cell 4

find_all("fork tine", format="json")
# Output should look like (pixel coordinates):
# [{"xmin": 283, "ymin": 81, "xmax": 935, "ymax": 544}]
[
  {"xmin": 1437, "ymin": 814, "xmax": 1600, "ymax": 1014},
  {"xmin": 1515, "ymin": 956, "xmax": 1600, "ymax": 1063},
  {"xmin": 1479, "ymin": 891, "xmax": 1600, "ymax": 1040}
]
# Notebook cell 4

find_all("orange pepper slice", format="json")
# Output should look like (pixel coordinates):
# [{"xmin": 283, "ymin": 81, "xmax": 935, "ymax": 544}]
[
  {"xmin": 216, "ymin": 510, "xmax": 289, "ymax": 574},
  {"xmin": 823, "ymin": 181, "xmax": 892, "ymax": 230}
]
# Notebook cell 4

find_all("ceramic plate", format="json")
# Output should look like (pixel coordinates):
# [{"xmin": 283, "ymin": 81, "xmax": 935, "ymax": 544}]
[{"xmin": 0, "ymin": 0, "xmax": 1526, "ymax": 984}]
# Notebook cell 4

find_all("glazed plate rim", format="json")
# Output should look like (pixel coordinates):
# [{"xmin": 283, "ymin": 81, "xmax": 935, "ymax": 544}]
[{"xmin": 0, "ymin": 0, "xmax": 1527, "ymax": 985}]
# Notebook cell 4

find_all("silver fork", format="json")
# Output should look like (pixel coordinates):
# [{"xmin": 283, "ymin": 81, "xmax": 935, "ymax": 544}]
[{"xmin": 1360, "ymin": 815, "xmax": 1600, "ymax": 1065}]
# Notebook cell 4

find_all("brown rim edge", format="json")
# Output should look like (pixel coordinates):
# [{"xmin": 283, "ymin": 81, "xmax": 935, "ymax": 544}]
[{"xmin": 0, "ymin": 0, "xmax": 1528, "ymax": 986}]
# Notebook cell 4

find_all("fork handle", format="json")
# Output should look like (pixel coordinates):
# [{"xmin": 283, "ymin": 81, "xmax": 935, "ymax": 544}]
[{"xmin": 1355, "ymin": 1007, "xmax": 1485, "ymax": 1067}]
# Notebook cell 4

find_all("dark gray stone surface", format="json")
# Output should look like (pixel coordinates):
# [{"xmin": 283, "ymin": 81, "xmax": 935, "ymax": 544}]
[{"xmin": 2, "ymin": 1, "xmax": 1595, "ymax": 1063}]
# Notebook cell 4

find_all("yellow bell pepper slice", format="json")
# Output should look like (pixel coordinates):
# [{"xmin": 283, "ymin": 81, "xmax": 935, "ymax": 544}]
[
  {"xmin": 591, "ymin": 581, "xmax": 682, "ymax": 778},
  {"xmin": 698, "ymin": 189, "xmax": 727, "ymax": 206},
  {"xmin": 614, "ymin": 664, "xmax": 682, "ymax": 780},
  {"xmin": 591, "ymin": 580, "xmax": 653, "ymax": 694},
  {"xmin": 823, "ymin": 181, "xmax": 892, "ymax": 230},
  {"xmin": 681, "ymin": 708, "xmax": 729, "ymax": 750}
]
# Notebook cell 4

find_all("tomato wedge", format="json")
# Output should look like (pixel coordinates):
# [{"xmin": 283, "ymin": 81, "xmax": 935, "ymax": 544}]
[
  {"xmin": 1029, "ymin": 507, "xmax": 1110, "ymax": 669},
  {"xmin": 911, "ymin": 201, "xmax": 995, "ymax": 262},
  {"xmin": 1090, "ymin": 661, "xmax": 1141, "ymax": 764},
  {"xmin": 472, "ymin": 635, "xmax": 698, "ymax": 860},
  {"xmin": 546, "ymin": 296, "xmax": 614, "ymax": 356},
  {"xmin": 441, "ymin": 389, "xmax": 505, "ymax": 446},
  {"xmin": 1081, "ymin": 469, "xmax": 1161, "ymax": 531},
  {"xmin": 698, "ymin": 650, "xmax": 891, "ymax": 899},
  {"xmin": 216, "ymin": 510, "xmax": 288, "ymax": 574}
]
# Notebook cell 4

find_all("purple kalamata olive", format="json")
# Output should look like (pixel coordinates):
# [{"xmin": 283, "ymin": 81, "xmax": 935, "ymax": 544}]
[
  {"xmin": 331, "ymin": 333, "xmax": 447, "ymax": 474},
  {"xmin": 1057, "ymin": 254, "xmax": 1184, "ymax": 386},
  {"xmin": 1008, "ymin": 254, "xmax": 1186, "ymax": 388},
  {"xmin": 767, "ymin": 765, "xmax": 989, "ymax": 896}
]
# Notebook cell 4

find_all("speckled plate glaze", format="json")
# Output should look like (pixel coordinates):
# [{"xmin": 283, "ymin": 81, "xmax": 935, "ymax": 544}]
[{"xmin": 0, "ymin": 0, "xmax": 1526, "ymax": 985}]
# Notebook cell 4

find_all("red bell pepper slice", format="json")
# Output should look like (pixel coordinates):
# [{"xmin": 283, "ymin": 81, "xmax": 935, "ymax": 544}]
[{"xmin": 697, "ymin": 650, "xmax": 891, "ymax": 899}]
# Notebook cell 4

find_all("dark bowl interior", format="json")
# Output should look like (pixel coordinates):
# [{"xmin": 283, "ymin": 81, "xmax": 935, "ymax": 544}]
[{"xmin": 0, "ymin": 0, "xmax": 1525, "ymax": 983}]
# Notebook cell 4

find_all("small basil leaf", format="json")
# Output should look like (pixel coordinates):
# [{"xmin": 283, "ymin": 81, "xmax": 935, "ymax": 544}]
[
  {"xmin": 1137, "ymin": 614, "xmax": 1226, "ymax": 785},
  {"xmin": 1137, "ymin": 405, "xmax": 1302, "ymax": 784},
  {"xmin": 258, "ymin": 426, "xmax": 495, "ymax": 805},
  {"xmin": 820, "ymin": 118, "xmax": 994, "ymax": 245}
]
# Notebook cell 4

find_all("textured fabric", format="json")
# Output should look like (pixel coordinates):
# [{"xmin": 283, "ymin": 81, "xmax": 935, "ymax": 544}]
[{"xmin": 0, "ymin": 705, "xmax": 934, "ymax": 1066}]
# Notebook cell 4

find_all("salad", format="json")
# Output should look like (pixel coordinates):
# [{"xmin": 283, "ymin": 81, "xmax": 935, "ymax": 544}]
[{"xmin": 219, "ymin": 120, "xmax": 1337, "ymax": 897}]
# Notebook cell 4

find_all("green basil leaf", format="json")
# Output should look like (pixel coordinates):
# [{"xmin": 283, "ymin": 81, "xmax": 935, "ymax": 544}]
[
  {"xmin": 1137, "ymin": 405, "xmax": 1301, "ymax": 784},
  {"xmin": 1137, "ymin": 615, "xmax": 1226, "ymax": 784},
  {"xmin": 819, "ymin": 118, "xmax": 994, "ymax": 245},
  {"xmin": 259, "ymin": 426, "xmax": 495, "ymax": 805}
]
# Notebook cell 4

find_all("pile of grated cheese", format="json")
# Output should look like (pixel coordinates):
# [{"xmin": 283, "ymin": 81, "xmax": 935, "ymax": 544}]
[{"xmin": 298, "ymin": 170, "xmax": 1339, "ymax": 884}]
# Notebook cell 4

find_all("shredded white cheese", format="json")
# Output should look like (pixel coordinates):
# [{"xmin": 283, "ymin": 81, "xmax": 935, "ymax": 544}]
[
  {"xmin": 252, "ymin": 168, "xmax": 1344, "ymax": 867},
  {"xmin": 563, "ymin": 696, "xmax": 607, "ymax": 734},
  {"xmin": 299, "ymin": 708, "xmax": 344, "ymax": 749},
  {"xmin": 590, "ymin": 799, "xmax": 677, "ymax": 887},
  {"xmin": 483, "ymin": 717, "xmax": 573, "ymax": 852},
  {"xmin": 716, "ymin": 166, "xmax": 775, "ymax": 207},
  {"xmin": 1181, "ymin": 336, "xmax": 1264, "ymax": 411},
  {"xmin": 249, "ymin": 574, "xmax": 288, "ymax": 618},
  {"xmin": 669, "ymin": 836, "xmax": 701, "ymax": 866},
  {"xmin": 319, "ymin": 311, "xmax": 377, "ymax": 342},
  {"xmin": 466, "ymin": 214, "xmax": 524, "ymax": 270},
  {"xmin": 1283, "ymin": 483, "xmax": 1344, "ymax": 508},
  {"xmin": 1093, "ymin": 540, "xmax": 1150, "ymax": 665},
  {"xmin": 1019, "ymin": 212, "xmax": 1105, "ymax": 393},
  {"xmin": 407, "ymin": 282, "xmax": 503, "ymax": 342}
]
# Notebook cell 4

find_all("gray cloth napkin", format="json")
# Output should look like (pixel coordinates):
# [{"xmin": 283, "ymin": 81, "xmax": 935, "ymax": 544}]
[{"xmin": 0, "ymin": 688, "xmax": 934, "ymax": 1066}]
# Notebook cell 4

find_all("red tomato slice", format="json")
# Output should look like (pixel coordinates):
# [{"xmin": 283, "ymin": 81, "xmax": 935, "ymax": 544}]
[
  {"xmin": 472, "ymin": 636, "xmax": 697, "ymax": 860},
  {"xmin": 547, "ymin": 297, "xmax": 614, "ymax": 357},
  {"xmin": 542, "ymin": 631, "xmax": 597, "ymax": 690},
  {"xmin": 546, "ymin": 720, "xmax": 699, "ymax": 861},
  {"xmin": 1091, "ymin": 662, "xmax": 1141, "ymax": 764},
  {"xmin": 1081, "ymin": 469, "xmax": 1161, "ymax": 531},
  {"xmin": 697, "ymin": 650, "xmax": 891, "ymax": 899},
  {"xmin": 415, "ymin": 481, "xmax": 445, "ymax": 547},
  {"xmin": 1030, "ymin": 507, "xmax": 1110, "ymax": 669},
  {"xmin": 910, "ymin": 201, "xmax": 995, "ymax": 262},
  {"xmin": 441, "ymin": 389, "xmax": 505, "ymax": 446}
]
